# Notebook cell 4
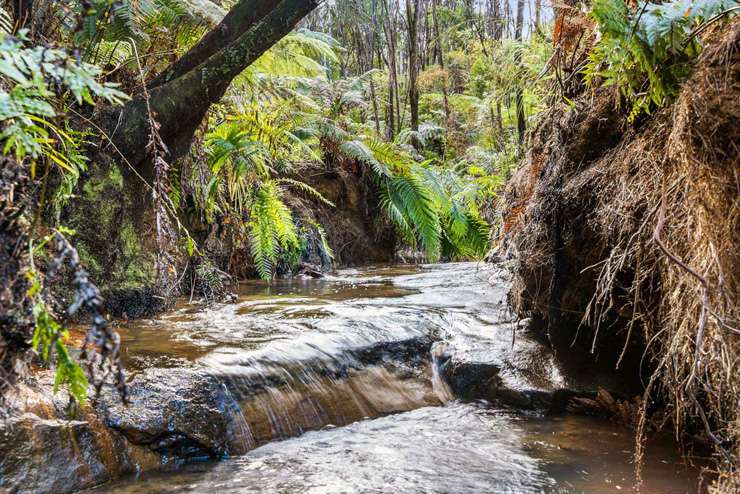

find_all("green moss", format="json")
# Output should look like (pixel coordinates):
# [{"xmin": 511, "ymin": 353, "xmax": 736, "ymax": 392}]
[
  {"xmin": 68, "ymin": 161, "xmax": 158, "ymax": 297},
  {"xmin": 112, "ymin": 222, "xmax": 156, "ymax": 290},
  {"xmin": 76, "ymin": 244, "xmax": 102, "ymax": 281},
  {"xmin": 82, "ymin": 166, "xmax": 123, "ymax": 198}
]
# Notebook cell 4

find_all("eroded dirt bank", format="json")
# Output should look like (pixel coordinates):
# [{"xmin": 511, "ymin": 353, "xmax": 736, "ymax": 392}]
[{"xmin": 500, "ymin": 19, "xmax": 739, "ymax": 491}]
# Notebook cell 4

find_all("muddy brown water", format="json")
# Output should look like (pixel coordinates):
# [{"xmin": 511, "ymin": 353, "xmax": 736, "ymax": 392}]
[{"xmin": 93, "ymin": 263, "xmax": 705, "ymax": 493}]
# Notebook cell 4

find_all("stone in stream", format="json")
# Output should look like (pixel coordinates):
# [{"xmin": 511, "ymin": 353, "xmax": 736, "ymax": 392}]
[
  {"xmin": 432, "ymin": 340, "xmax": 592, "ymax": 412},
  {"xmin": 0, "ymin": 379, "xmax": 160, "ymax": 494},
  {"xmin": 429, "ymin": 318, "xmax": 630, "ymax": 412},
  {"xmin": 0, "ymin": 334, "xmax": 437, "ymax": 493},
  {"xmin": 97, "ymin": 368, "xmax": 254, "ymax": 459}
]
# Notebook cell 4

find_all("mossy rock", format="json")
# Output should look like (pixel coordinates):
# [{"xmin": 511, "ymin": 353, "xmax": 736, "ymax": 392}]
[{"xmin": 64, "ymin": 157, "xmax": 162, "ymax": 318}]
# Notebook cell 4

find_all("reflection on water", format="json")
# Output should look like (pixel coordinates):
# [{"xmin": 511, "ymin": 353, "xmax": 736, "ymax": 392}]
[
  {"xmin": 91, "ymin": 403, "xmax": 703, "ymax": 494},
  {"xmin": 517, "ymin": 412, "xmax": 705, "ymax": 493},
  {"xmin": 116, "ymin": 263, "xmax": 505, "ymax": 375},
  {"xmin": 96, "ymin": 263, "xmax": 704, "ymax": 493}
]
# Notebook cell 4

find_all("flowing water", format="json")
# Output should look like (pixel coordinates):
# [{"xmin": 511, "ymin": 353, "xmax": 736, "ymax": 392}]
[{"xmin": 92, "ymin": 263, "xmax": 705, "ymax": 493}]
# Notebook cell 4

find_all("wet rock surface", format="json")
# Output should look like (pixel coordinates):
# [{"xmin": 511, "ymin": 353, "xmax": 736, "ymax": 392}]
[
  {"xmin": 0, "ymin": 380, "xmax": 160, "ymax": 494},
  {"xmin": 0, "ymin": 414, "xmax": 109, "ymax": 494},
  {"xmin": 97, "ymin": 368, "xmax": 249, "ymax": 459}
]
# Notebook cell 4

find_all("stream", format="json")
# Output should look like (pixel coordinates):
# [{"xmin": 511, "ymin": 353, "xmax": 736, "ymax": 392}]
[{"xmin": 90, "ymin": 263, "xmax": 703, "ymax": 493}]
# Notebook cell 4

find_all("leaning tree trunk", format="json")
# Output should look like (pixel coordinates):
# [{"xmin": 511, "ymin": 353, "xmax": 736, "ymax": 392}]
[
  {"xmin": 149, "ymin": 0, "xmax": 281, "ymax": 87},
  {"xmin": 104, "ymin": 0, "xmax": 319, "ymax": 180}
]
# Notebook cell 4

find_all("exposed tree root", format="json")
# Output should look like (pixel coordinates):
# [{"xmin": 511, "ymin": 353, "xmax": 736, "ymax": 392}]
[{"xmin": 501, "ymin": 18, "xmax": 739, "ymax": 492}]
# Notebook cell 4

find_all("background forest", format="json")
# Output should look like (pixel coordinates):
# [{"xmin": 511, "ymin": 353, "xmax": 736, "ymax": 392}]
[{"xmin": 1, "ymin": 0, "xmax": 738, "ymax": 492}]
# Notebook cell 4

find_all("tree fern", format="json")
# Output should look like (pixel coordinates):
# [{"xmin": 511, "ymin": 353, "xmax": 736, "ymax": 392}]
[
  {"xmin": 233, "ymin": 29, "xmax": 341, "ymax": 97},
  {"xmin": 381, "ymin": 171, "xmax": 442, "ymax": 260},
  {"xmin": 0, "ymin": 6, "xmax": 11, "ymax": 34},
  {"xmin": 396, "ymin": 122, "xmax": 444, "ymax": 147}
]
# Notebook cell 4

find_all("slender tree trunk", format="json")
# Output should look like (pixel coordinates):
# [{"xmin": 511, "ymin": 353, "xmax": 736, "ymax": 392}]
[
  {"xmin": 369, "ymin": 0, "xmax": 382, "ymax": 135},
  {"xmin": 491, "ymin": 0, "xmax": 501, "ymax": 40},
  {"xmin": 535, "ymin": 0, "xmax": 542, "ymax": 31},
  {"xmin": 514, "ymin": 0, "xmax": 526, "ymax": 143},
  {"xmin": 432, "ymin": 0, "xmax": 450, "ymax": 122},
  {"xmin": 405, "ymin": 0, "xmax": 421, "ymax": 133},
  {"xmin": 382, "ymin": 0, "xmax": 402, "ymax": 137},
  {"xmin": 504, "ymin": 0, "xmax": 511, "ymax": 39},
  {"xmin": 464, "ymin": 0, "xmax": 489, "ymax": 56}
]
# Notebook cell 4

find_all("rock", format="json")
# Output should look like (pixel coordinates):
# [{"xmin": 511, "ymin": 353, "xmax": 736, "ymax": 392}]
[
  {"xmin": 433, "ymin": 342, "xmax": 503, "ymax": 402},
  {"xmin": 0, "ymin": 403, "xmax": 159, "ymax": 494},
  {"xmin": 0, "ymin": 367, "xmax": 250, "ymax": 494},
  {"xmin": 432, "ymin": 324, "xmax": 605, "ymax": 413},
  {"xmin": 294, "ymin": 263, "xmax": 325, "ymax": 279},
  {"xmin": 97, "ymin": 368, "xmax": 252, "ymax": 459},
  {"xmin": 0, "ymin": 414, "xmax": 107, "ymax": 494}
]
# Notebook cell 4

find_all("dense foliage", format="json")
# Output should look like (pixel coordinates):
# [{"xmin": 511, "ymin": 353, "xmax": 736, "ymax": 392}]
[{"xmin": 586, "ymin": 0, "xmax": 737, "ymax": 120}]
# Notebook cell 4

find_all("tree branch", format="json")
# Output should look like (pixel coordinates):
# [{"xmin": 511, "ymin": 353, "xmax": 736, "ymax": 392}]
[{"xmin": 149, "ymin": 0, "xmax": 282, "ymax": 88}]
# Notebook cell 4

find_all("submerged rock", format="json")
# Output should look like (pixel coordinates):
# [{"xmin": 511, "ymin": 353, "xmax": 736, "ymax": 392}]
[{"xmin": 431, "ymin": 321, "xmax": 626, "ymax": 412}]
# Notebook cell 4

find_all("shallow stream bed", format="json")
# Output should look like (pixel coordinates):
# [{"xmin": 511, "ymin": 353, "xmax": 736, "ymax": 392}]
[{"xmin": 91, "ymin": 263, "xmax": 704, "ymax": 493}]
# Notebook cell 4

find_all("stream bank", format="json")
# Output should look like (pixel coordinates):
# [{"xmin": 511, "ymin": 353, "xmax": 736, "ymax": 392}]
[{"xmin": 500, "ymin": 18, "xmax": 739, "ymax": 489}]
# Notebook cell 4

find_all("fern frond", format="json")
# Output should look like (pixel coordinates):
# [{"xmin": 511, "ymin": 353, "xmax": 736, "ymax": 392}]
[
  {"xmin": 275, "ymin": 178, "xmax": 335, "ymax": 207},
  {"xmin": 0, "ymin": 6, "xmax": 12, "ymax": 34},
  {"xmin": 384, "ymin": 173, "xmax": 442, "ymax": 260},
  {"xmin": 248, "ymin": 181, "xmax": 300, "ymax": 280}
]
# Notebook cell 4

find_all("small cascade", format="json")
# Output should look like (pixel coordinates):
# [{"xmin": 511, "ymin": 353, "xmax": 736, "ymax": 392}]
[
  {"xmin": 217, "ymin": 381, "xmax": 256, "ymax": 454},
  {"xmin": 217, "ymin": 360, "xmax": 440, "ymax": 447},
  {"xmin": 430, "ymin": 341, "xmax": 455, "ymax": 402}
]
